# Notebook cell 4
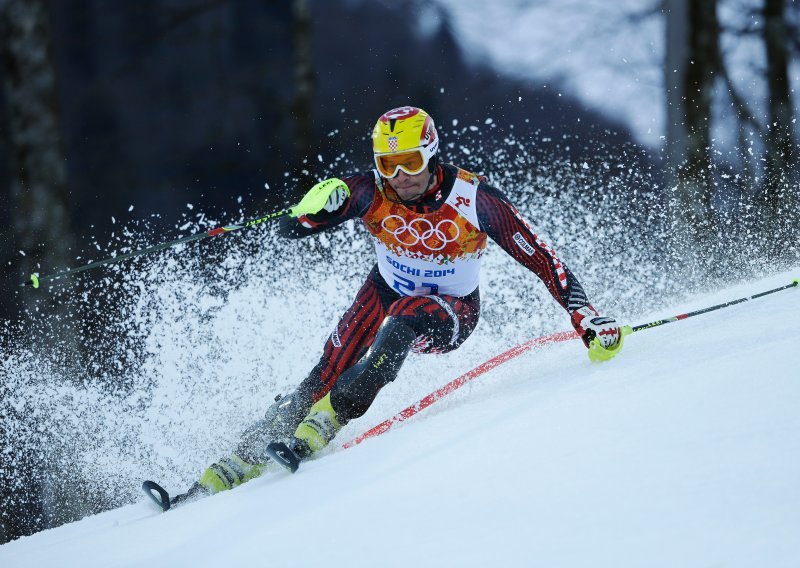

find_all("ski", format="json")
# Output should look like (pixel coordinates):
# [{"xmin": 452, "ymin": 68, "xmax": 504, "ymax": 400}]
[
  {"xmin": 142, "ymin": 480, "xmax": 206, "ymax": 511},
  {"xmin": 265, "ymin": 441, "xmax": 302, "ymax": 473},
  {"xmin": 143, "ymin": 443, "xmax": 303, "ymax": 511},
  {"xmin": 142, "ymin": 480, "xmax": 172, "ymax": 511}
]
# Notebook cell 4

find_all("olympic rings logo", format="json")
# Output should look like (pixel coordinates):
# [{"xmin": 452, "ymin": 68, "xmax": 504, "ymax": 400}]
[{"xmin": 381, "ymin": 215, "xmax": 460, "ymax": 251}]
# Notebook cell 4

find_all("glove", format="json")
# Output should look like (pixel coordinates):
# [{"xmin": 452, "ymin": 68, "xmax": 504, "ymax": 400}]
[
  {"xmin": 290, "ymin": 178, "xmax": 350, "ymax": 217},
  {"xmin": 571, "ymin": 306, "xmax": 623, "ymax": 361},
  {"xmin": 322, "ymin": 184, "xmax": 349, "ymax": 213}
]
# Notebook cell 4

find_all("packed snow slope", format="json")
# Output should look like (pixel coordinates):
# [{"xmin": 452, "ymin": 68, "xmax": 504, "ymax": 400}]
[{"xmin": 2, "ymin": 269, "xmax": 799, "ymax": 567}]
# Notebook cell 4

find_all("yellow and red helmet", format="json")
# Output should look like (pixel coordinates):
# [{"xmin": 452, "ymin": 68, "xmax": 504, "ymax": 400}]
[{"xmin": 372, "ymin": 106, "xmax": 439, "ymax": 178}]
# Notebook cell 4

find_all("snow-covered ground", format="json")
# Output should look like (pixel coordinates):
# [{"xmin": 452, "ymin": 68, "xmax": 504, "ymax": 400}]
[{"xmin": 1, "ymin": 269, "xmax": 798, "ymax": 567}]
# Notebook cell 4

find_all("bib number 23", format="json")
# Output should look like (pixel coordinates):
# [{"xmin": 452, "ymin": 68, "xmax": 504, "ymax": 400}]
[{"xmin": 393, "ymin": 273, "xmax": 439, "ymax": 296}]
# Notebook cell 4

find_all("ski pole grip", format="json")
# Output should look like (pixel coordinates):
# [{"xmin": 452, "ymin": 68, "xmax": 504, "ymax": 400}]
[{"xmin": 289, "ymin": 178, "xmax": 349, "ymax": 217}]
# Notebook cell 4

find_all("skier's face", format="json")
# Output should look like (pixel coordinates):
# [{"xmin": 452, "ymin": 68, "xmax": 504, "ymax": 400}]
[{"xmin": 389, "ymin": 168, "xmax": 430, "ymax": 202}]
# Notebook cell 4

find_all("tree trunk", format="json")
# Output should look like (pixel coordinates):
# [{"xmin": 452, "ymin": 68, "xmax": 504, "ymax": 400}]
[
  {"xmin": 762, "ymin": 0, "xmax": 797, "ymax": 235},
  {"xmin": 291, "ymin": 0, "xmax": 315, "ymax": 189},
  {"xmin": 665, "ymin": 0, "xmax": 689, "ymax": 182},
  {"xmin": 672, "ymin": 0, "xmax": 720, "ymax": 251},
  {"xmin": 0, "ymin": 0, "xmax": 77, "ymax": 542},
  {"xmin": 1, "ymin": 0, "xmax": 75, "ymax": 286},
  {"xmin": 665, "ymin": 0, "xmax": 720, "ymax": 259}
]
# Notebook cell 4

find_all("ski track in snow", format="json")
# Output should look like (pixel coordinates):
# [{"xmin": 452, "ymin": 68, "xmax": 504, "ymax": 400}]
[{"xmin": 1, "ymin": 269, "xmax": 798, "ymax": 567}]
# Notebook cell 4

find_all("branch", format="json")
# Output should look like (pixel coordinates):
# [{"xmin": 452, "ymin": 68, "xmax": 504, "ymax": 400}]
[
  {"xmin": 716, "ymin": 56, "xmax": 765, "ymax": 137},
  {"xmin": 789, "ymin": 23, "xmax": 800, "ymax": 54},
  {"xmin": 105, "ymin": 0, "xmax": 232, "ymax": 80},
  {"xmin": 623, "ymin": 0, "xmax": 663, "ymax": 25},
  {"xmin": 149, "ymin": 0, "xmax": 232, "ymax": 40}
]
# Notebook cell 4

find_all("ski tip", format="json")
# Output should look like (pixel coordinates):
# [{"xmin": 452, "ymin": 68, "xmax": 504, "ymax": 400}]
[
  {"xmin": 142, "ymin": 480, "xmax": 171, "ymax": 511},
  {"xmin": 265, "ymin": 442, "xmax": 301, "ymax": 473}
]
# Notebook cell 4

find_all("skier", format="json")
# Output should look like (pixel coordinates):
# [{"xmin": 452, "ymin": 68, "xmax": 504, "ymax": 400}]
[{"xmin": 187, "ymin": 106, "xmax": 622, "ymax": 498}]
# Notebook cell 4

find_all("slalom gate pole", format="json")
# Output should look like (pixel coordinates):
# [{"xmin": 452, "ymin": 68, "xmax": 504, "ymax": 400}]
[
  {"xmin": 344, "ymin": 278, "xmax": 799, "ymax": 448},
  {"xmin": 342, "ymin": 330, "xmax": 579, "ymax": 448},
  {"xmin": 20, "ymin": 208, "xmax": 290, "ymax": 289}
]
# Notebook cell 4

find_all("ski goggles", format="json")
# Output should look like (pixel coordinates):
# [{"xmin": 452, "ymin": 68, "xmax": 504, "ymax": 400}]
[{"xmin": 374, "ymin": 149, "xmax": 430, "ymax": 178}]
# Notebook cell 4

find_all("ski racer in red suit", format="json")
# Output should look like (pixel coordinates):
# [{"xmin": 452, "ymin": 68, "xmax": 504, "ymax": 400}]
[{"xmin": 190, "ymin": 106, "xmax": 622, "ymax": 495}]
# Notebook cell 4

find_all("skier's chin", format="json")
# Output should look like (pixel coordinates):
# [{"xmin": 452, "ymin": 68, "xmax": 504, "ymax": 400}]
[{"xmin": 393, "ymin": 184, "xmax": 425, "ymax": 201}]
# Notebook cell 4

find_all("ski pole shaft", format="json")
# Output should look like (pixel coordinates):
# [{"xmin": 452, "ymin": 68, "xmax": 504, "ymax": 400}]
[
  {"xmin": 624, "ymin": 279, "xmax": 799, "ymax": 335},
  {"xmin": 21, "ymin": 207, "xmax": 290, "ymax": 289}
]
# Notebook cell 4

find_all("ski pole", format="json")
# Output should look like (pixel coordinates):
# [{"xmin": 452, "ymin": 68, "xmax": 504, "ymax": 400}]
[
  {"xmin": 19, "ymin": 177, "xmax": 350, "ymax": 289},
  {"xmin": 20, "ymin": 207, "xmax": 290, "ymax": 289},
  {"xmin": 589, "ymin": 278, "xmax": 799, "ymax": 361},
  {"xmin": 625, "ymin": 278, "xmax": 799, "ymax": 334}
]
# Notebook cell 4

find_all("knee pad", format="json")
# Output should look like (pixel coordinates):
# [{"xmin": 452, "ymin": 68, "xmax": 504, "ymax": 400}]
[{"xmin": 330, "ymin": 317, "xmax": 416, "ymax": 420}]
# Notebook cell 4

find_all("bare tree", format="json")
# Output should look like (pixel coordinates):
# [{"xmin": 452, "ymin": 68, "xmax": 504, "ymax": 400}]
[
  {"xmin": 292, "ymin": 0, "xmax": 313, "ymax": 158},
  {"xmin": 0, "ymin": 0, "xmax": 75, "ymax": 290},
  {"xmin": 665, "ymin": 0, "xmax": 722, "ymax": 252},
  {"xmin": 290, "ymin": 0, "xmax": 316, "ymax": 190},
  {"xmin": 665, "ymin": 0, "xmax": 690, "ymax": 185},
  {"xmin": 762, "ymin": 0, "xmax": 797, "ymax": 231},
  {"xmin": 0, "ymin": 0, "xmax": 77, "ymax": 543},
  {"xmin": 713, "ymin": 0, "xmax": 798, "ymax": 246}
]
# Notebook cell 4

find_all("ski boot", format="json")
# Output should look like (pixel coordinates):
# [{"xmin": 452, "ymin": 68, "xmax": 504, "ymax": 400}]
[
  {"xmin": 193, "ymin": 390, "xmax": 313, "ymax": 493},
  {"xmin": 266, "ymin": 392, "xmax": 346, "ymax": 473},
  {"xmin": 196, "ymin": 454, "xmax": 269, "ymax": 494},
  {"xmin": 143, "ymin": 453, "xmax": 267, "ymax": 510},
  {"xmin": 234, "ymin": 390, "xmax": 312, "ymax": 463},
  {"xmin": 294, "ymin": 392, "xmax": 346, "ymax": 455}
]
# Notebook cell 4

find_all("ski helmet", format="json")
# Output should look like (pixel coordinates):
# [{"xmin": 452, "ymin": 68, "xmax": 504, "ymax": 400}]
[{"xmin": 372, "ymin": 106, "xmax": 439, "ymax": 178}]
